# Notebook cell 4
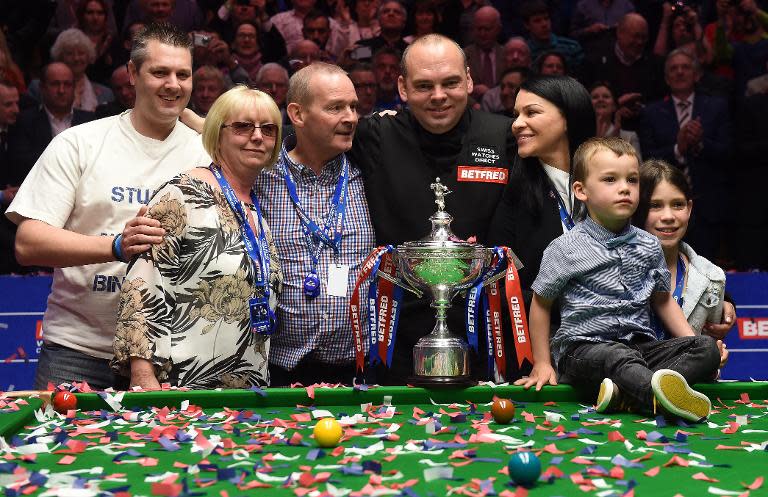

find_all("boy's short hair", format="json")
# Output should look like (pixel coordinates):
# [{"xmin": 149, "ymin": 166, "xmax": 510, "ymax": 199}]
[
  {"xmin": 573, "ymin": 136, "xmax": 639, "ymax": 183},
  {"xmin": 520, "ymin": 0, "xmax": 549, "ymax": 22}
]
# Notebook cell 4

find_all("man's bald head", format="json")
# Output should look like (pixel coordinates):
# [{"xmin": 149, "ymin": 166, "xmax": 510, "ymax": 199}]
[
  {"xmin": 616, "ymin": 13, "xmax": 649, "ymax": 61},
  {"xmin": 400, "ymin": 34, "xmax": 467, "ymax": 79},
  {"xmin": 504, "ymin": 36, "xmax": 531, "ymax": 68},
  {"xmin": 473, "ymin": 6, "xmax": 501, "ymax": 50}
]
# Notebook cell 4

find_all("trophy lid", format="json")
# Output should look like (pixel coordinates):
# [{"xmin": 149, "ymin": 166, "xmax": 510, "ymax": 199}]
[{"xmin": 402, "ymin": 177, "xmax": 474, "ymax": 249}]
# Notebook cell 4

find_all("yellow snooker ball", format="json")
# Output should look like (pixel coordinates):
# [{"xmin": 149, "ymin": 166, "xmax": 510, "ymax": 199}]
[{"xmin": 313, "ymin": 417, "xmax": 343, "ymax": 447}]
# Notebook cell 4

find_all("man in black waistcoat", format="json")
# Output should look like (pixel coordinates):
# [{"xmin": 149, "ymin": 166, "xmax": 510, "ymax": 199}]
[{"xmin": 349, "ymin": 34, "xmax": 516, "ymax": 385}]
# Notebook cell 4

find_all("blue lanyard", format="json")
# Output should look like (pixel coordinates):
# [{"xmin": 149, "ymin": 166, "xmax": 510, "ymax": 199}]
[
  {"xmin": 553, "ymin": 190, "xmax": 575, "ymax": 231},
  {"xmin": 672, "ymin": 254, "xmax": 686, "ymax": 307},
  {"xmin": 209, "ymin": 165, "xmax": 270, "ymax": 289},
  {"xmin": 282, "ymin": 154, "xmax": 350, "ymax": 270}
]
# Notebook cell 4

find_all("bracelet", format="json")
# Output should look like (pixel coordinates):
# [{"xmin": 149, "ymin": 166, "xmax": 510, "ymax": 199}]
[{"xmin": 112, "ymin": 234, "xmax": 126, "ymax": 262}]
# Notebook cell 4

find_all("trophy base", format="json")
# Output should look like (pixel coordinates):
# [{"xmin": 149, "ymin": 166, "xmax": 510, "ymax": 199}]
[
  {"xmin": 408, "ymin": 374, "xmax": 476, "ymax": 388},
  {"xmin": 413, "ymin": 335, "xmax": 471, "ymax": 381}
]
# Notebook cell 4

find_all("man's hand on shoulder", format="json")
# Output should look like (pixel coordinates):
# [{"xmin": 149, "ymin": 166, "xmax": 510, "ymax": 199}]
[{"xmin": 121, "ymin": 205, "xmax": 165, "ymax": 261}]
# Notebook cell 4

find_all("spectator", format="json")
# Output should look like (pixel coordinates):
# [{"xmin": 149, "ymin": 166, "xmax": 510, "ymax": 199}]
[
  {"xmin": 0, "ymin": 0, "xmax": 57, "ymax": 74},
  {"xmin": 504, "ymin": 36, "xmax": 532, "ymax": 69},
  {"xmin": 210, "ymin": 0, "xmax": 288, "ymax": 60},
  {"xmin": 122, "ymin": 0, "xmax": 204, "ymax": 33},
  {"xmin": 349, "ymin": 62, "xmax": 377, "ymax": 117},
  {"xmin": 521, "ymin": 0, "xmax": 584, "ymax": 70},
  {"xmin": 287, "ymin": 39, "xmax": 323, "ymax": 73},
  {"xmin": 654, "ymin": 1, "xmax": 713, "ymax": 65},
  {"xmin": 110, "ymin": 21, "xmax": 145, "ymax": 70},
  {"xmin": 372, "ymin": 46, "xmax": 402, "ymax": 110},
  {"xmin": 357, "ymin": 1, "xmax": 410, "ymax": 56},
  {"xmin": 638, "ymin": 49, "xmax": 730, "ymax": 261},
  {"xmin": 0, "ymin": 32, "xmax": 25, "ymax": 93},
  {"xmin": 326, "ymin": 0, "xmax": 381, "ymax": 60},
  {"xmin": 302, "ymin": 9, "xmax": 333, "ymax": 54},
  {"xmin": 0, "ymin": 80, "xmax": 20, "ymax": 275},
  {"xmin": 190, "ymin": 65, "xmax": 226, "ymax": 117},
  {"xmin": 352, "ymin": 0, "xmax": 382, "ymax": 39},
  {"xmin": 534, "ymin": 50, "xmax": 567, "ymax": 75},
  {"xmin": 404, "ymin": 0, "xmax": 441, "ymax": 44},
  {"xmin": 438, "ymin": 0, "xmax": 490, "ymax": 47},
  {"xmin": 51, "ymin": 0, "xmax": 118, "ymax": 40},
  {"xmin": 590, "ymin": 81, "xmax": 641, "ymax": 159},
  {"xmin": 254, "ymin": 62, "xmax": 289, "ymax": 122},
  {"xmin": 271, "ymin": 0, "xmax": 319, "ymax": 52},
  {"xmin": 231, "ymin": 22, "xmax": 265, "ymax": 82},
  {"xmin": 479, "ymin": 37, "xmax": 532, "ymax": 112},
  {"xmin": 190, "ymin": 30, "xmax": 251, "ymax": 86},
  {"xmin": 581, "ymin": 12, "xmax": 666, "ymax": 121},
  {"xmin": 0, "ymin": 81, "xmax": 19, "ymax": 157},
  {"xmin": 499, "ymin": 67, "xmax": 528, "ymax": 117},
  {"xmin": 26, "ymin": 29, "xmax": 115, "ymax": 113},
  {"xmin": 570, "ymin": 0, "xmax": 635, "ymax": 41},
  {"xmin": 6, "ymin": 63, "xmax": 96, "ymax": 186},
  {"xmin": 731, "ymin": 1, "xmax": 768, "ymax": 95},
  {"xmin": 76, "ymin": 0, "xmax": 116, "ymax": 84},
  {"xmin": 704, "ymin": 0, "xmax": 768, "ymax": 80},
  {"xmin": 464, "ymin": 6, "xmax": 505, "ymax": 100},
  {"xmin": 95, "ymin": 65, "xmax": 136, "ymax": 118}
]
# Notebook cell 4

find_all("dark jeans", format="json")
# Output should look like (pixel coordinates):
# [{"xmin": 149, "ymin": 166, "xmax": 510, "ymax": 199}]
[
  {"xmin": 34, "ymin": 341, "xmax": 129, "ymax": 391},
  {"xmin": 558, "ymin": 335, "xmax": 721, "ymax": 414},
  {"xmin": 268, "ymin": 357, "xmax": 367, "ymax": 387}
]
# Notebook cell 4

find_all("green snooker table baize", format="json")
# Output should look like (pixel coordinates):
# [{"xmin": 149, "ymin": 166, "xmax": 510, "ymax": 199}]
[{"xmin": 1, "ymin": 384, "xmax": 766, "ymax": 497}]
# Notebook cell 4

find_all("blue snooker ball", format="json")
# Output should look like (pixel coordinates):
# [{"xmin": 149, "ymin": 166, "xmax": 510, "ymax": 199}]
[{"xmin": 508, "ymin": 451, "xmax": 541, "ymax": 486}]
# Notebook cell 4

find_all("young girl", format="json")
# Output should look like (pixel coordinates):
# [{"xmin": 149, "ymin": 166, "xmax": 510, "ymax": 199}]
[{"xmin": 633, "ymin": 159, "xmax": 730, "ymax": 338}]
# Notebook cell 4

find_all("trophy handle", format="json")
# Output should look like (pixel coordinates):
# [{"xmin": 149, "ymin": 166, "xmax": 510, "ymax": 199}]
[
  {"xmin": 375, "ymin": 269, "xmax": 424, "ymax": 298},
  {"xmin": 479, "ymin": 247, "xmax": 525, "ymax": 289}
]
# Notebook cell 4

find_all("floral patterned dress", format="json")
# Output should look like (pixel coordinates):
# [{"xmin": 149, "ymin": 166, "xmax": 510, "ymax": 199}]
[{"xmin": 112, "ymin": 172, "xmax": 282, "ymax": 388}]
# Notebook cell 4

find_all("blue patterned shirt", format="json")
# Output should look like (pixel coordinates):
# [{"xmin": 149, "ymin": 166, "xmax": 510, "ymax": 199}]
[
  {"xmin": 531, "ymin": 216, "xmax": 671, "ymax": 366},
  {"xmin": 254, "ymin": 135, "xmax": 375, "ymax": 369}
]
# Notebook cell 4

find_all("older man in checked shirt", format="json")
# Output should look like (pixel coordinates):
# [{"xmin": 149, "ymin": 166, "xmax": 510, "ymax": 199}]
[{"xmin": 255, "ymin": 62, "xmax": 375, "ymax": 386}]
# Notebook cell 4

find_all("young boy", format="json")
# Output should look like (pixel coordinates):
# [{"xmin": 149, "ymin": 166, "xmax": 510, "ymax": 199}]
[{"xmin": 515, "ymin": 137, "xmax": 721, "ymax": 422}]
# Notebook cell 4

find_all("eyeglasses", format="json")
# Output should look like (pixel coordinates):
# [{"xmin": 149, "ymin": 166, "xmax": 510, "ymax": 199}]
[
  {"xmin": 353, "ymin": 82, "xmax": 377, "ymax": 90},
  {"xmin": 221, "ymin": 121, "xmax": 278, "ymax": 138}
]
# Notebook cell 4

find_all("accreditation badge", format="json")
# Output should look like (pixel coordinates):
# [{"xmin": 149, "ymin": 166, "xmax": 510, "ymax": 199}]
[{"xmin": 249, "ymin": 296, "xmax": 276, "ymax": 335}]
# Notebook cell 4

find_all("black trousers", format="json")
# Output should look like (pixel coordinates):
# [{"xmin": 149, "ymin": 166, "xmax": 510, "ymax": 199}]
[
  {"xmin": 558, "ymin": 335, "xmax": 721, "ymax": 414},
  {"xmin": 268, "ymin": 357, "xmax": 366, "ymax": 387}
]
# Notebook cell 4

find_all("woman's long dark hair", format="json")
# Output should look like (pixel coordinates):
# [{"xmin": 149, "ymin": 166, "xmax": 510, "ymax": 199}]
[{"xmin": 510, "ymin": 75, "xmax": 596, "ymax": 215}]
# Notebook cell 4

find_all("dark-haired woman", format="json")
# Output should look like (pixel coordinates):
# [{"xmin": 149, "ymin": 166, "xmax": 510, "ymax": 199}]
[{"xmin": 488, "ymin": 75, "xmax": 596, "ymax": 380}]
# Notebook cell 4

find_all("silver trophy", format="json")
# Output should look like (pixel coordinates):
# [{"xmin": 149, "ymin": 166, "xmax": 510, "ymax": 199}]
[{"xmin": 385, "ymin": 178, "xmax": 516, "ymax": 386}]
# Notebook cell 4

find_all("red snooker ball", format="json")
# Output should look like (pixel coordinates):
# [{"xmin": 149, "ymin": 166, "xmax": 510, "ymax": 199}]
[
  {"xmin": 52, "ymin": 391, "xmax": 77, "ymax": 414},
  {"xmin": 491, "ymin": 398, "xmax": 515, "ymax": 424}
]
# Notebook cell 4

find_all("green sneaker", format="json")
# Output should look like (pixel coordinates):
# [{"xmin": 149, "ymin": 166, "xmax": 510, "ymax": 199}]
[{"xmin": 651, "ymin": 369, "xmax": 711, "ymax": 423}]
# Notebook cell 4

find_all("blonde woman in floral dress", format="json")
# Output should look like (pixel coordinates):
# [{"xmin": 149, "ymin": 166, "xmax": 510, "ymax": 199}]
[{"xmin": 112, "ymin": 86, "xmax": 283, "ymax": 389}]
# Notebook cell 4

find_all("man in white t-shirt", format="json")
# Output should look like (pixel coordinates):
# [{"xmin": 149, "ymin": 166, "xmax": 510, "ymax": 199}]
[{"xmin": 5, "ymin": 23, "xmax": 211, "ymax": 390}]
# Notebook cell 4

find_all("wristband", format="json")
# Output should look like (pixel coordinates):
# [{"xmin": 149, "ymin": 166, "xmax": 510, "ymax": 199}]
[{"xmin": 112, "ymin": 234, "xmax": 126, "ymax": 262}]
